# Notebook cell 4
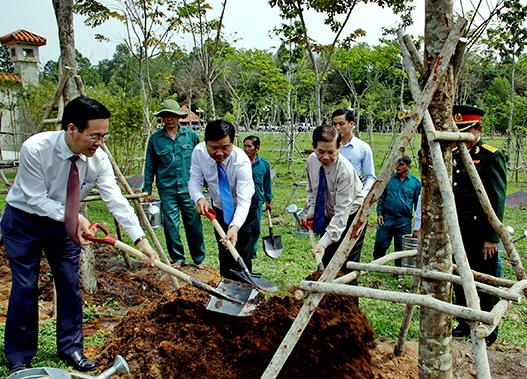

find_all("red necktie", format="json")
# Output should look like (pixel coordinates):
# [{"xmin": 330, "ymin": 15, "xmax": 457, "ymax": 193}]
[{"xmin": 65, "ymin": 156, "xmax": 81, "ymax": 246}]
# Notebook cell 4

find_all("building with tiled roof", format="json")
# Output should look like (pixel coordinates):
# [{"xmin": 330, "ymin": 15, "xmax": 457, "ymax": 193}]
[
  {"xmin": 1, "ymin": 30, "xmax": 47, "ymax": 159},
  {"xmin": 0, "ymin": 29, "xmax": 47, "ymax": 47}
]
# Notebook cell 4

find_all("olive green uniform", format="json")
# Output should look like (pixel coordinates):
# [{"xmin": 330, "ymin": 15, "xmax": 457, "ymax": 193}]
[
  {"xmin": 143, "ymin": 126, "xmax": 206, "ymax": 265},
  {"xmin": 452, "ymin": 138, "xmax": 507, "ymax": 336}
]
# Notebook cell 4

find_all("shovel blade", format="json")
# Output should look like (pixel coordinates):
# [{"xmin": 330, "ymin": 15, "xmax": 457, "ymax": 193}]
[
  {"xmin": 263, "ymin": 236, "xmax": 283, "ymax": 259},
  {"xmin": 206, "ymin": 279, "xmax": 261, "ymax": 317},
  {"xmin": 230, "ymin": 269, "xmax": 278, "ymax": 292}
]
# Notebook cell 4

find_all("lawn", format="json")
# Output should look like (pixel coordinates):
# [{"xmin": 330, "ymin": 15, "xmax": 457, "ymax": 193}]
[{"xmin": 0, "ymin": 129, "xmax": 525, "ymax": 378}]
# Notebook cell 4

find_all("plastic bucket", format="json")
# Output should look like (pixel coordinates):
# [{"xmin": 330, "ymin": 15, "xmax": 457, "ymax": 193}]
[
  {"xmin": 138, "ymin": 200, "xmax": 163, "ymax": 230},
  {"xmin": 402, "ymin": 234, "xmax": 418, "ymax": 268}
]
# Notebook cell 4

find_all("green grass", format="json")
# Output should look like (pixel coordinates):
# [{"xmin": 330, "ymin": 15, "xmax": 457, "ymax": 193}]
[{"xmin": 0, "ymin": 131, "xmax": 525, "ymax": 377}]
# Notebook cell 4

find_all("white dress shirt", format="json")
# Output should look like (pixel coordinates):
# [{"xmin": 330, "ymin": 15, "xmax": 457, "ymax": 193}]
[
  {"xmin": 189, "ymin": 142, "xmax": 255, "ymax": 228},
  {"xmin": 305, "ymin": 153, "xmax": 364, "ymax": 248},
  {"xmin": 6, "ymin": 131, "xmax": 144, "ymax": 241},
  {"xmin": 340, "ymin": 137, "xmax": 376, "ymax": 195}
]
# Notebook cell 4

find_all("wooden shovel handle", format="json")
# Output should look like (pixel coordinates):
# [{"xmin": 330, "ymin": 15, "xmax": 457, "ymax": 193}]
[
  {"xmin": 203, "ymin": 208, "xmax": 242, "ymax": 261},
  {"xmin": 83, "ymin": 222, "xmax": 194, "ymax": 285},
  {"xmin": 300, "ymin": 219, "xmax": 324, "ymax": 270}
]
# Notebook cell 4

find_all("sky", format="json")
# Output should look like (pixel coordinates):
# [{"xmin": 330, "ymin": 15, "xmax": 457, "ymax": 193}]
[{"xmin": 0, "ymin": 0, "xmax": 426, "ymax": 65}]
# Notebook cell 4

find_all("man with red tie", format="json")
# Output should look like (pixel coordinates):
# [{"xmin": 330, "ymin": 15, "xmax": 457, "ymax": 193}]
[
  {"xmin": 188, "ymin": 120, "xmax": 257, "ymax": 280},
  {"xmin": 1, "ymin": 96, "xmax": 157, "ymax": 374}
]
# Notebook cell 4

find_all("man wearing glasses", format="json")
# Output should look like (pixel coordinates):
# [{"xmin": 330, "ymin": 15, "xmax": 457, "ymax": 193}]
[
  {"xmin": 1, "ymin": 96, "xmax": 157, "ymax": 374},
  {"xmin": 373, "ymin": 154, "xmax": 421, "ymax": 278}
]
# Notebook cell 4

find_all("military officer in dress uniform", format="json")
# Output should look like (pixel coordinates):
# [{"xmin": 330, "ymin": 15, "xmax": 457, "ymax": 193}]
[{"xmin": 451, "ymin": 105, "xmax": 507, "ymax": 347}]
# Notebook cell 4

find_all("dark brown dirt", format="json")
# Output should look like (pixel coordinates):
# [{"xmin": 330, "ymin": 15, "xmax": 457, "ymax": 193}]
[{"xmin": 1, "ymin": 245, "xmax": 526, "ymax": 379}]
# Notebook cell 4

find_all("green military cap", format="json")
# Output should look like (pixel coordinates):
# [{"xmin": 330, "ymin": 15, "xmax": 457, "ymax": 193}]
[{"xmin": 154, "ymin": 99, "xmax": 187, "ymax": 117}]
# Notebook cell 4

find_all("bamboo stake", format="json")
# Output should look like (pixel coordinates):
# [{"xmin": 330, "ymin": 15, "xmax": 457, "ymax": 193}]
[
  {"xmin": 101, "ymin": 144, "xmax": 179, "ymax": 289},
  {"xmin": 345, "ymin": 262, "xmax": 520, "ymax": 302},
  {"xmin": 298, "ymin": 281, "xmax": 497, "ymax": 325},
  {"xmin": 260, "ymin": 19, "xmax": 466, "ymax": 379},
  {"xmin": 34, "ymin": 66, "xmax": 71, "ymax": 134}
]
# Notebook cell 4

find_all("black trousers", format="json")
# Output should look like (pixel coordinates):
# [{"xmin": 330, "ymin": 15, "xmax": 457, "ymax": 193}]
[
  {"xmin": 1, "ymin": 204, "xmax": 83, "ymax": 368},
  {"xmin": 213, "ymin": 194, "xmax": 258, "ymax": 280},
  {"xmin": 454, "ymin": 222, "xmax": 498, "ymax": 335},
  {"xmin": 321, "ymin": 210, "xmax": 367, "ymax": 285}
]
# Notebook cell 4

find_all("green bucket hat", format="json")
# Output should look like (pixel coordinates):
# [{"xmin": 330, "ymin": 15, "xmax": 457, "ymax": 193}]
[{"xmin": 154, "ymin": 99, "xmax": 187, "ymax": 117}]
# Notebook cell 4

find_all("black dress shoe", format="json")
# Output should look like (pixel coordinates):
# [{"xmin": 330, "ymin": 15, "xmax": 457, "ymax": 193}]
[
  {"xmin": 60, "ymin": 351, "xmax": 97, "ymax": 372},
  {"xmin": 9, "ymin": 364, "xmax": 31, "ymax": 374},
  {"xmin": 485, "ymin": 333, "xmax": 497, "ymax": 347},
  {"xmin": 452, "ymin": 327, "xmax": 470, "ymax": 338}
]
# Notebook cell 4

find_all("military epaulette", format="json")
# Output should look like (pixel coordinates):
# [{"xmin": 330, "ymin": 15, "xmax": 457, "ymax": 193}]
[{"xmin": 481, "ymin": 144, "xmax": 498, "ymax": 153}]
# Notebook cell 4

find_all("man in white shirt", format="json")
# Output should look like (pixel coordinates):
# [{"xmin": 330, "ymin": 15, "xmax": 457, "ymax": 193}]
[
  {"xmin": 303, "ymin": 126, "xmax": 365, "ymax": 304},
  {"xmin": 189, "ymin": 120, "xmax": 257, "ymax": 280},
  {"xmin": 1, "ymin": 96, "xmax": 157, "ymax": 375},
  {"xmin": 332, "ymin": 108, "xmax": 376, "ymax": 195}
]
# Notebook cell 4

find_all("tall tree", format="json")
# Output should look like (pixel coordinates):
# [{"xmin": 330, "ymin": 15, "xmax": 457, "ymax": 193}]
[
  {"xmin": 485, "ymin": 0, "xmax": 527, "ymax": 155},
  {"xmin": 0, "ymin": 45, "xmax": 15, "ymax": 73},
  {"xmin": 76, "ymin": 0, "xmax": 182, "ymax": 135},
  {"xmin": 177, "ymin": 0, "xmax": 230, "ymax": 120},
  {"xmin": 53, "ymin": 0, "xmax": 79, "ymax": 102}
]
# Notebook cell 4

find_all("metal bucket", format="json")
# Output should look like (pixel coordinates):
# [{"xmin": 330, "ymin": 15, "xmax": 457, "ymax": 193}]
[
  {"xmin": 138, "ymin": 200, "xmax": 163, "ymax": 230},
  {"xmin": 402, "ymin": 234, "xmax": 418, "ymax": 268}
]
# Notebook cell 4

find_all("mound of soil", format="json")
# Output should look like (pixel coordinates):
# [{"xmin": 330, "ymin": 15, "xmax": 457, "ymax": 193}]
[{"xmin": 97, "ymin": 280, "xmax": 375, "ymax": 379}]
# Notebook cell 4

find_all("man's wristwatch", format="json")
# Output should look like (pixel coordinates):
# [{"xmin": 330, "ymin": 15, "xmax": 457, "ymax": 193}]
[{"xmin": 134, "ymin": 235, "xmax": 147, "ymax": 245}]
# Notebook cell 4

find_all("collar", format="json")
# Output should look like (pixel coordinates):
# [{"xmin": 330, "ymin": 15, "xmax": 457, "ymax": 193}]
[{"xmin": 60, "ymin": 131, "xmax": 86, "ymax": 162}]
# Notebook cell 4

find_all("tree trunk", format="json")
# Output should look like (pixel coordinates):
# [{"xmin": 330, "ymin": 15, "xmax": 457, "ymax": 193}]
[
  {"xmin": 418, "ymin": 2, "xmax": 455, "ymax": 378},
  {"xmin": 53, "ymin": 0, "xmax": 78, "ymax": 102}
]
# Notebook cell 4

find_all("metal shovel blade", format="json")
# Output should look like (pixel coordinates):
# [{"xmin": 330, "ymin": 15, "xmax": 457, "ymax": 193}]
[
  {"xmin": 263, "ymin": 236, "xmax": 283, "ymax": 258},
  {"xmin": 263, "ymin": 209, "xmax": 283, "ymax": 259},
  {"xmin": 206, "ymin": 278, "xmax": 261, "ymax": 317},
  {"xmin": 230, "ymin": 268, "xmax": 278, "ymax": 293}
]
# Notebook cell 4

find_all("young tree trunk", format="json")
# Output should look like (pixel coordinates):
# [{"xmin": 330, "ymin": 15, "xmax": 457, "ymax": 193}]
[
  {"xmin": 418, "ymin": 2, "xmax": 455, "ymax": 378},
  {"xmin": 52, "ymin": 0, "xmax": 78, "ymax": 102}
]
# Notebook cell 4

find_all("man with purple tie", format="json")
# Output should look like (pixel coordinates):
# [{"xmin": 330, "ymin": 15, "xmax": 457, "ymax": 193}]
[
  {"xmin": 1, "ymin": 96, "xmax": 157, "ymax": 374},
  {"xmin": 188, "ymin": 120, "xmax": 257, "ymax": 280},
  {"xmin": 303, "ymin": 126, "xmax": 365, "ymax": 286}
]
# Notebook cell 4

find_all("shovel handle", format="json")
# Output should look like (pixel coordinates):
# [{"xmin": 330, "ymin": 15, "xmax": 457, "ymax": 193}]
[
  {"xmin": 203, "ymin": 208, "xmax": 243, "ymax": 261},
  {"xmin": 83, "ymin": 223, "xmax": 244, "ymax": 305},
  {"xmin": 300, "ymin": 220, "xmax": 325, "ymax": 270}
]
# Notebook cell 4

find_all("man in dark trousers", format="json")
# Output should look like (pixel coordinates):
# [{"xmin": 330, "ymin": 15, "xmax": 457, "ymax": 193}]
[
  {"xmin": 373, "ymin": 154, "xmax": 421, "ymax": 277},
  {"xmin": 243, "ymin": 135, "xmax": 273, "ymax": 259},
  {"xmin": 1, "ymin": 96, "xmax": 157, "ymax": 374},
  {"xmin": 303, "ymin": 125, "xmax": 365, "ymax": 295},
  {"xmin": 451, "ymin": 105, "xmax": 507, "ymax": 347},
  {"xmin": 188, "ymin": 120, "xmax": 257, "ymax": 280},
  {"xmin": 143, "ymin": 99, "xmax": 206, "ymax": 269}
]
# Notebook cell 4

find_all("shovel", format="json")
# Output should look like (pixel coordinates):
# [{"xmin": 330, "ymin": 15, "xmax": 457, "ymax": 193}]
[
  {"xmin": 82, "ymin": 222, "xmax": 258, "ymax": 317},
  {"xmin": 301, "ymin": 219, "xmax": 325, "ymax": 270},
  {"xmin": 262, "ymin": 209, "xmax": 283, "ymax": 259},
  {"xmin": 203, "ymin": 208, "xmax": 278, "ymax": 292}
]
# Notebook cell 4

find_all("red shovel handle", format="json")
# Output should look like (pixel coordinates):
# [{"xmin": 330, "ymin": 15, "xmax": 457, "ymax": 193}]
[
  {"xmin": 203, "ymin": 207, "xmax": 217, "ymax": 222},
  {"xmin": 301, "ymin": 218, "xmax": 313, "ymax": 231},
  {"xmin": 82, "ymin": 222, "xmax": 118, "ymax": 245}
]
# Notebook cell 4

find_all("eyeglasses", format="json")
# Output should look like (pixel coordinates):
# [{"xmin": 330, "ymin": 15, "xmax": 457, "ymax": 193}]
[{"xmin": 85, "ymin": 133, "xmax": 110, "ymax": 142}]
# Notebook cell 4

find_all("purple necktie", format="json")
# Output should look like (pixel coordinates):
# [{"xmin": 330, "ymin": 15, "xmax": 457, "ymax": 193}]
[
  {"xmin": 314, "ymin": 166, "xmax": 327, "ymax": 235},
  {"xmin": 65, "ymin": 156, "xmax": 81, "ymax": 246}
]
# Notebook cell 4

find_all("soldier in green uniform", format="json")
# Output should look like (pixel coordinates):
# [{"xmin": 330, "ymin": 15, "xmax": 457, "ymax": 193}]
[
  {"xmin": 143, "ymin": 100, "xmax": 206, "ymax": 269},
  {"xmin": 451, "ymin": 105, "xmax": 507, "ymax": 347}
]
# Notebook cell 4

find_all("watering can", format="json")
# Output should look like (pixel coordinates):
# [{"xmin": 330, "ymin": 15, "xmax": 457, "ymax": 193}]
[{"xmin": 7, "ymin": 355, "xmax": 130, "ymax": 379}]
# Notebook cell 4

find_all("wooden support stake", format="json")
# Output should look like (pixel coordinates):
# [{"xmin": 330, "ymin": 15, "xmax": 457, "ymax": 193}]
[
  {"xmin": 34, "ymin": 66, "xmax": 71, "ymax": 134},
  {"xmin": 260, "ymin": 19, "xmax": 466, "ymax": 379},
  {"xmin": 101, "ymin": 144, "xmax": 179, "ymax": 289},
  {"xmin": 298, "ymin": 281, "xmax": 497, "ymax": 325}
]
